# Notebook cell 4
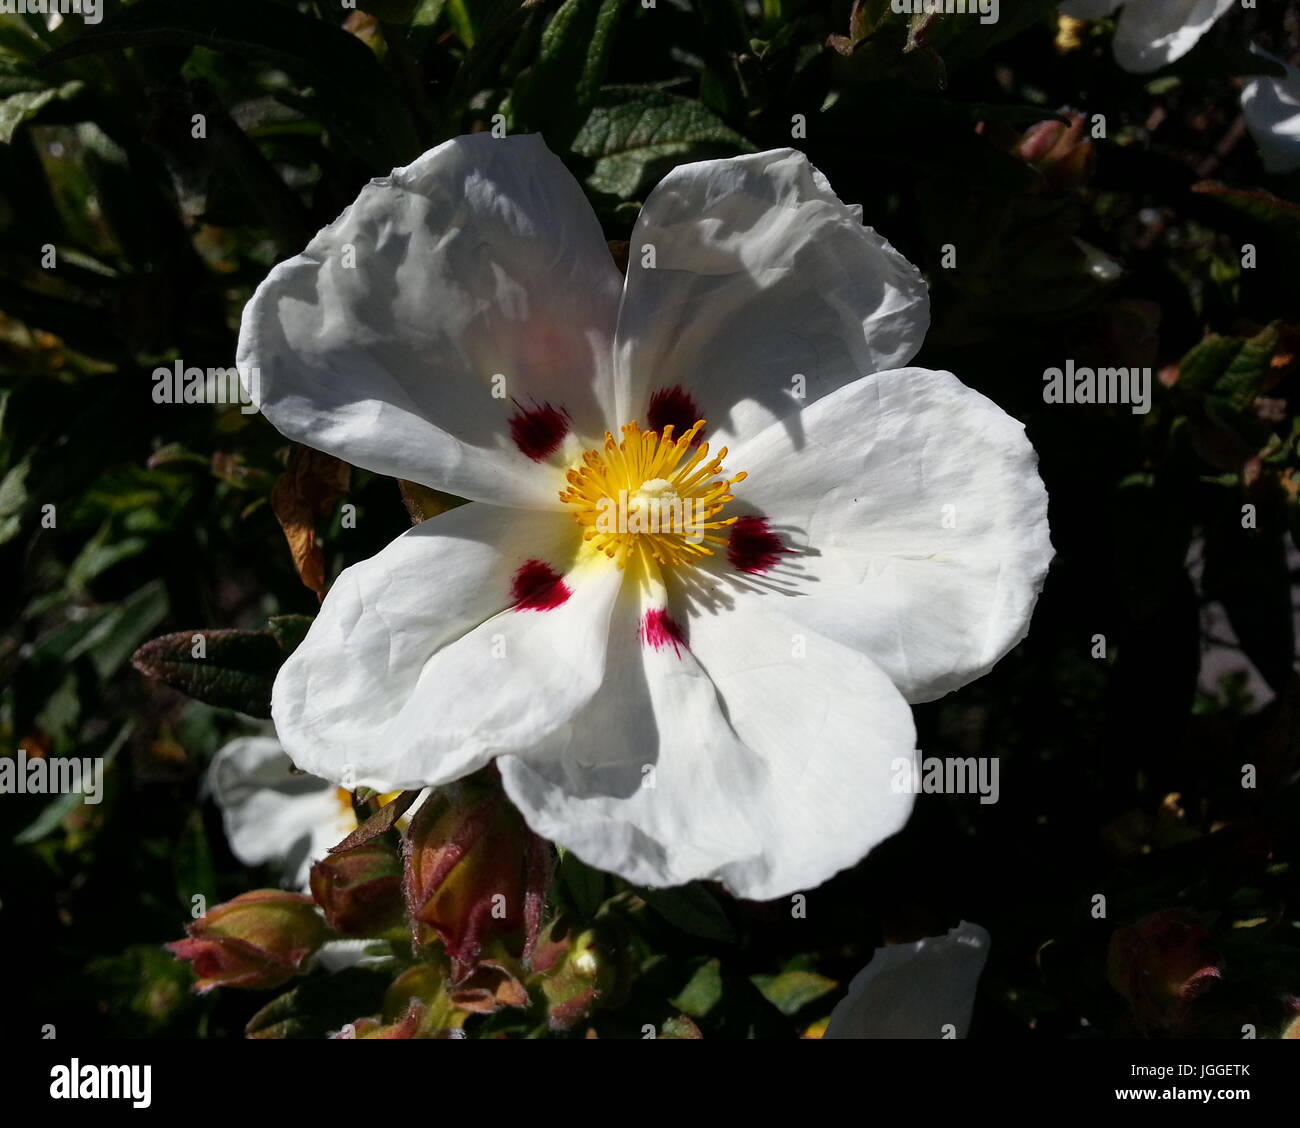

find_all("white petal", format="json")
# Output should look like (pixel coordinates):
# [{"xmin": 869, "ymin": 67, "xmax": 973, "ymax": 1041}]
[
  {"xmin": 313, "ymin": 939, "xmax": 397, "ymax": 973},
  {"xmin": 824, "ymin": 921, "xmax": 990, "ymax": 1038},
  {"xmin": 207, "ymin": 736, "xmax": 353, "ymax": 889},
  {"xmin": 1112, "ymin": 0, "xmax": 1236, "ymax": 73},
  {"xmin": 1059, "ymin": 0, "xmax": 1123, "ymax": 19},
  {"xmin": 1242, "ymin": 48, "xmax": 1300, "ymax": 175},
  {"xmin": 498, "ymin": 577, "xmax": 916, "ymax": 902},
  {"xmin": 272, "ymin": 502, "xmax": 624, "ymax": 791},
  {"xmin": 613, "ymin": 148, "xmax": 928, "ymax": 448},
  {"xmin": 237, "ymin": 133, "xmax": 623, "ymax": 509},
  {"xmin": 716, "ymin": 367, "xmax": 1051, "ymax": 704}
]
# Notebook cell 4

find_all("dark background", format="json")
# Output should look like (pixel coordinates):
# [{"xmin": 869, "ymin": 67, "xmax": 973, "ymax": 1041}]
[{"xmin": 2, "ymin": 0, "xmax": 1298, "ymax": 1039}]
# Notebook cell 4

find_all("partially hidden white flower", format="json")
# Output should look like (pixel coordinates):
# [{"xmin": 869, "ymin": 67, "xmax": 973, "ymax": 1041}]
[
  {"xmin": 1242, "ymin": 46, "xmax": 1300, "ymax": 174},
  {"xmin": 208, "ymin": 736, "xmax": 356, "ymax": 891},
  {"xmin": 1061, "ymin": 0, "xmax": 1236, "ymax": 73},
  {"xmin": 238, "ymin": 134, "xmax": 1052, "ymax": 901},
  {"xmin": 824, "ymin": 921, "xmax": 990, "ymax": 1038}
]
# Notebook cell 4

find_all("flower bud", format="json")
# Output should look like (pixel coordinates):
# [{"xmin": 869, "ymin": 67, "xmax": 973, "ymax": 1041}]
[
  {"xmin": 344, "ymin": 1001, "xmax": 426, "ymax": 1039},
  {"xmin": 342, "ymin": 964, "xmax": 476, "ymax": 1039},
  {"xmin": 403, "ymin": 780, "xmax": 551, "ymax": 981},
  {"xmin": 167, "ymin": 889, "xmax": 326, "ymax": 993},
  {"xmin": 1108, "ymin": 910, "xmax": 1222, "ymax": 1030},
  {"xmin": 310, "ymin": 836, "xmax": 405, "ymax": 939},
  {"xmin": 1013, "ymin": 111, "xmax": 1096, "ymax": 191},
  {"xmin": 533, "ymin": 916, "xmax": 627, "ymax": 1032}
]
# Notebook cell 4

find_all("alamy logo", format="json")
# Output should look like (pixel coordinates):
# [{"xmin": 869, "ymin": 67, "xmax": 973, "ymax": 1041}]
[
  {"xmin": 1, "ymin": 749, "xmax": 104, "ymax": 805},
  {"xmin": 890, "ymin": 0, "xmax": 998, "ymax": 24},
  {"xmin": 49, "ymin": 1060, "xmax": 151, "ymax": 1108},
  {"xmin": 151, "ymin": 361, "xmax": 260, "ymax": 415},
  {"xmin": 1042, "ymin": 360, "xmax": 1152, "ymax": 415},
  {"xmin": 891, "ymin": 754, "xmax": 1001, "ymax": 805},
  {"xmin": 0, "ymin": 0, "xmax": 102, "ymax": 23}
]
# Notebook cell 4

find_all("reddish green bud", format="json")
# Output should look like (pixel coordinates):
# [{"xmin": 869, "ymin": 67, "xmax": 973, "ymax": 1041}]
[
  {"xmin": 1012, "ymin": 111, "xmax": 1096, "ymax": 190},
  {"xmin": 310, "ymin": 836, "xmax": 405, "ymax": 938},
  {"xmin": 403, "ymin": 780, "xmax": 551, "ymax": 981},
  {"xmin": 166, "ymin": 889, "xmax": 326, "ymax": 993},
  {"xmin": 345, "ymin": 1000, "xmax": 426, "ymax": 1040},
  {"xmin": 534, "ymin": 917, "xmax": 626, "ymax": 1033},
  {"xmin": 342, "ymin": 963, "xmax": 476, "ymax": 1039}
]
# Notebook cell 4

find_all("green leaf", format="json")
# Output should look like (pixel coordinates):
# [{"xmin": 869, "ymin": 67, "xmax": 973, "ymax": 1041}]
[
  {"xmin": 0, "ymin": 57, "xmax": 82, "ymax": 143},
  {"xmin": 65, "ymin": 521, "xmax": 147, "ymax": 595},
  {"xmin": 0, "ymin": 84, "xmax": 74, "ymax": 144},
  {"xmin": 572, "ymin": 86, "xmax": 754, "ymax": 198},
  {"xmin": 267, "ymin": 613, "xmax": 314, "ymax": 655},
  {"xmin": 70, "ymin": 580, "xmax": 171, "ymax": 680},
  {"xmin": 1177, "ymin": 334, "xmax": 1247, "ymax": 398},
  {"xmin": 174, "ymin": 808, "xmax": 218, "ymax": 909},
  {"xmin": 1191, "ymin": 182, "xmax": 1300, "ymax": 256},
  {"xmin": 40, "ymin": 0, "xmax": 420, "ymax": 170},
  {"xmin": 510, "ymin": 0, "xmax": 626, "ymax": 148},
  {"xmin": 671, "ymin": 958, "xmax": 723, "ymax": 1018},
  {"xmin": 1217, "ymin": 323, "xmax": 1280, "ymax": 411},
  {"xmin": 445, "ymin": 0, "xmax": 511, "ymax": 49},
  {"xmin": 131, "ymin": 627, "xmax": 284, "ymax": 717},
  {"xmin": 0, "ymin": 455, "xmax": 30, "ymax": 545},
  {"xmin": 412, "ymin": 0, "xmax": 447, "ymax": 28},
  {"xmin": 751, "ymin": 968, "xmax": 838, "ymax": 1016},
  {"xmin": 636, "ymin": 881, "xmax": 735, "ymax": 942}
]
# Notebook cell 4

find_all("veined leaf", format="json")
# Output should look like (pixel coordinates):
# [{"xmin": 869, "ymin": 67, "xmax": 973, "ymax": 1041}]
[
  {"xmin": 572, "ymin": 86, "xmax": 753, "ymax": 198},
  {"xmin": 510, "ymin": 0, "xmax": 626, "ymax": 148},
  {"xmin": 131, "ymin": 615, "xmax": 312, "ymax": 717}
]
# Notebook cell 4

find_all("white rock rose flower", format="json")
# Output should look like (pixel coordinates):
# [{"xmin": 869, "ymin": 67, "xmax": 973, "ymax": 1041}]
[
  {"xmin": 1061, "ymin": 0, "xmax": 1236, "ymax": 73},
  {"xmin": 208, "ymin": 736, "xmax": 357, "ymax": 891},
  {"xmin": 237, "ymin": 134, "xmax": 1052, "ymax": 901},
  {"xmin": 824, "ymin": 921, "xmax": 990, "ymax": 1039}
]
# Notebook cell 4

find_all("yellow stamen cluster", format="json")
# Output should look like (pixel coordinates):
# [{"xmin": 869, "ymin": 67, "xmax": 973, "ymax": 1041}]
[{"xmin": 559, "ymin": 419, "xmax": 746, "ymax": 569}]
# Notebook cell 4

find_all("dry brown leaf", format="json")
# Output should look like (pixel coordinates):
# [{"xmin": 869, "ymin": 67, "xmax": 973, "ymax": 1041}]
[{"xmin": 271, "ymin": 447, "xmax": 351, "ymax": 597}]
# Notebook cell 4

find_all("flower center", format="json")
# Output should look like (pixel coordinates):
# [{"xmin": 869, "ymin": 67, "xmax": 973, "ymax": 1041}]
[{"xmin": 559, "ymin": 419, "xmax": 747, "ymax": 570}]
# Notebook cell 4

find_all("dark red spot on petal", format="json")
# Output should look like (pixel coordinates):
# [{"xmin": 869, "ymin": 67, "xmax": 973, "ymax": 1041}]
[
  {"xmin": 647, "ymin": 386, "xmax": 703, "ymax": 441},
  {"xmin": 511, "ymin": 559, "xmax": 571, "ymax": 611},
  {"xmin": 641, "ymin": 608, "xmax": 687, "ymax": 656},
  {"xmin": 509, "ymin": 401, "xmax": 570, "ymax": 461},
  {"xmin": 727, "ymin": 516, "xmax": 787, "ymax": 574}
]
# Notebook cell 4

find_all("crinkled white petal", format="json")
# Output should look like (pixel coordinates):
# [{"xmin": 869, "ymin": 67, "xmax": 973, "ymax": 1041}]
[
  {"xmin": 824, "ymin": 921, "xmax": 990, "ymax": 1039},
  {"xmin": 498, "ymin": 577, "xmax": 916, "ymax": 902},
  {"xmin": 207, "ymin": 736, "xmax": 353, "ymax": 889},
  {"xmin": 237, "ymin": 133, "xmax": 623, "ymax": 509},
  {"xmin": 1111, "ymin": 0, "xmax": 1235, "ymax": 73},
  {"xmin": 1242, "ymin": 48, "xmax": 1300, "ymax": 175},
  {"xmin": 272, "ymin": 501, "xmax": 623, "ymax": 791},
  {"xmin": 613, "ymin": 148, "xmax": 929, "ymax": 448},
  {"xmin": 717, "ymin": 367, "xmax": 1051, "ymax": 704}
]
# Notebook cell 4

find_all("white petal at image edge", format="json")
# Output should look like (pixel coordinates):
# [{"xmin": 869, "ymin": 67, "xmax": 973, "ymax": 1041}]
[{"xmin": 824, "ymin": 921, "xmax": 991, "ymax": 1039}]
